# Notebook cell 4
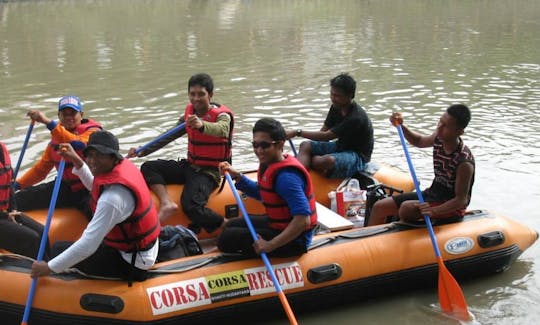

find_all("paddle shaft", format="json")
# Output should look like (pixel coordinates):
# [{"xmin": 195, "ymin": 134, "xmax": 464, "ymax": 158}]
[
  {"xmin": 134, "ymin": 122, "xmax": 186, "ymax": 155},
  {"xmin": 396, "ymin": 124, "xmax": 470, "ymax": 320},
  {"xmin": 21, "ymin": 159, "xmax": 66, "ymax": 325},
  {"xmin": 288, "ymin": 139, "xmax": 298, "ymax": 157},
  {"xmin": 395, "ymin": 125, "xmax": 441, "ymax": 256},
  {"xmin": 13, "ymin": 121, "xmax": 35, "ymax": 183},
  {"xmin": 224, "ymin": 173, "xmax": 298, "ymax": 325}
]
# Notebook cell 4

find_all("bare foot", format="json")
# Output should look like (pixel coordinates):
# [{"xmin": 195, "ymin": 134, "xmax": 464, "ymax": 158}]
[{"xmin": 158, "ymin": 201, "xmax": 178, "ymax": 222}]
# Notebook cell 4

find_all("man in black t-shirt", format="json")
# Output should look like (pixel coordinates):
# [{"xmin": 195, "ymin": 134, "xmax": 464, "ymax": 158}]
[{"xmin": 286, "ymin": 73, "xmax": 374, "ymax": 178}]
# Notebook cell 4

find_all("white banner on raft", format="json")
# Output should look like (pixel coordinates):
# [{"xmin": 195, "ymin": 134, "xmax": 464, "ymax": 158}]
[{"xmin": 146, "ymin": 261, "xmax": 304, "ymax": 315}]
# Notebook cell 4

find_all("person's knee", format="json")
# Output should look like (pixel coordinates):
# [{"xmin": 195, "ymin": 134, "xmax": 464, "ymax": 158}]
[
  {"xmin": 368, "ymin": 198, "xmax": 396, "ymax": 225},
  {"xmin": 140, "ymin": 161, "xmax": 154, "ymax": 177},
  {"xmin": 216, "ymin": 233, "xmax": 228, "ymax": 252},
  {"xmin": 312, "ymin": 155, "xmax": 334, "ymax": 171},
  {"xmin": 298, "ymin": 141, "xmax": 312, "ymax": 153},
  {"xmin": 398, "ymin": 201, "xmax": 421, "ymax": 221},
  {"xmin": 180, "ymin": 196, "xmax": 195, "ymax": 213}
]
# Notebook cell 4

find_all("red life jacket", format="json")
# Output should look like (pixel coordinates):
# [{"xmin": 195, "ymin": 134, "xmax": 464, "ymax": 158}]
[
  {"xmin": 49, "ymin": 119, "xmax": 102, "ymax": 192},
  {"xmin": 0, "ymin": 143, "xmax": 12, "ymax": 211},
  {"xmin": 90, "ymin": 159, "xmax": 160, "ymax": 252},
  {"xmin": 257, "ymin": 154, "xmax": 318, "ymax": 231},
  {"xmin": 184, "ymin": 103, "xmax": 233, "ymax": 167}
]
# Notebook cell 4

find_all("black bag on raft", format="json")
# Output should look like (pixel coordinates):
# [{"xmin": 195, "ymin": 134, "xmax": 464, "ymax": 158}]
[
  {"xmin": 157, "ymin": 225, "xmax": 203, "ymax": 262},
  {"xmin": 363, "ymin": 183, "xmax": 403, "ymax": 226}
]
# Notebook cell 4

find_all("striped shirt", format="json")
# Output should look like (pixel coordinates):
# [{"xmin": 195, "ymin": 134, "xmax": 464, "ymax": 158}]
[{"xmin": 427, "ymin": 136, "xmax": 475, "ymax": 203}]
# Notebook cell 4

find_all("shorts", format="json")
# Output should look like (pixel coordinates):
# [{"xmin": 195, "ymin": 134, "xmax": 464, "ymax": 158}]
[
  {"xmin": 310, "ymin": 140, "xmax": 365, "ymax": 179},
  {"xmin": 392, "ymin": 191, "xmax": 465, "ymax": 219}
]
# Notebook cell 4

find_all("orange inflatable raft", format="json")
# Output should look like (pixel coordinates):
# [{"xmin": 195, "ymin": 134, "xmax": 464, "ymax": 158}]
[{"xmin": 0, "ymin": 166, "xmax": 537, "ymax": 325}]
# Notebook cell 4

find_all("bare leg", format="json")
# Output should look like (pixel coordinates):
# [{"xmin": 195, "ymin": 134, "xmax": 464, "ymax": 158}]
[
  {"xmin": 311, "ymin": 154, "xmax": 335, "ymax": 174},
  {"xmin": 151, "ymin": 184, "xmax": 178, "ymax": 222},
  {"xmin": 398, "ymin": 200, "xmax": 422, "ymax": 223},
  {"xmin": 297, "ymin": 141, "xmax": 313, "ymax": 169},
  {"xmin": 367, "ymin": 197, "xmax": 398, "ymax": 226}
]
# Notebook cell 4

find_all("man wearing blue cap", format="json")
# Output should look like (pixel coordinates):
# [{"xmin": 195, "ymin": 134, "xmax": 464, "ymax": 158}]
[{"xmin": 14, "ymin": 95, "xmax": 102, "ymax": 218}]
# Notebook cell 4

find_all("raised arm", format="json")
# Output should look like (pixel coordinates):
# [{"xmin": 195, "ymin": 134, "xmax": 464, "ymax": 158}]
[{"xmin": 390, "ymin": 112, "xmax": 436, "ymax": 148}]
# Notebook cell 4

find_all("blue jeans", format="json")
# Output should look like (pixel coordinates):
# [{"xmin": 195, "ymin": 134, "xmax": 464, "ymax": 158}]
[{"xmin": 310, "ymin": 141, "xmax": 365, "ymax": 178}]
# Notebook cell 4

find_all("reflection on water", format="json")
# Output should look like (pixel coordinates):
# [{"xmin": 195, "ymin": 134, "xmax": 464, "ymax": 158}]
[{"xmin": 1, "ymin": 0, "xmax": 539, "ymax": 324}]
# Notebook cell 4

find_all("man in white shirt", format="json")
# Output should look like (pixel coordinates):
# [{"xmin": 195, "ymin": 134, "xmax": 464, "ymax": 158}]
[{"xmin": 31, "ymin": 131, "xmax": 160, "ymax": 284}]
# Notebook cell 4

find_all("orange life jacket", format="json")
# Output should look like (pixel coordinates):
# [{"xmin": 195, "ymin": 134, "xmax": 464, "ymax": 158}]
[
  {"xmin": 0, "ymin": 143, "xmax": 12, "ymax": 211},
  {"xmin": 90, "ymin": 159, "xmax": 160, "ymax": 252},
  {"xmin": 257, "ymin": 154, "xmax": 318, "ymax": 231},
  {"xmin": 49, "ymin": 119, "xmax": 102, "ymax": 191},
  {"xmin": 184, "ymin": 103, "xmax": 233, "ymax": 167}
]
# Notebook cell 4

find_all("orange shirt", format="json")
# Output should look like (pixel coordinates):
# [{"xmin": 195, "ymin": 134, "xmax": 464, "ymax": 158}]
[{"xmin": 17, "ymin": 121, "xmax": 101, "ymax": 188}]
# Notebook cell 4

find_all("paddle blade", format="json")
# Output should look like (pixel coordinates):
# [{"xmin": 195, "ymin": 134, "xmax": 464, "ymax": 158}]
[{"xmin": 437, "ymin": 257, "xmax": 470, "ymax": 321}]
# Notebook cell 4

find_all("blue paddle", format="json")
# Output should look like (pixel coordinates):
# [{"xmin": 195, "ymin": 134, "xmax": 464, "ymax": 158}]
[
  {"xmin": 395, "ymin": 124, "xmax": 470, "ymax": 321},
  {"xmin": 133, "ymin": 122, "xmax": 186, "ymax": 156},
  {"xmin": 12, "ymin": 121, "xmax": 35, "ymax": 185},
  {"xmin": 224, "ymin": 172, "xmax": 299, "ymax": 325},
  {"xmin": 21, "ymin": 159, "xmax": 66, "ymax": 325}
]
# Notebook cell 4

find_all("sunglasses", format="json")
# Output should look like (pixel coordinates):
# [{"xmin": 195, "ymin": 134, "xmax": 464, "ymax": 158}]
[{"xmin": 251, "ymin": 141, "xmax": 279, "ymax": 149}]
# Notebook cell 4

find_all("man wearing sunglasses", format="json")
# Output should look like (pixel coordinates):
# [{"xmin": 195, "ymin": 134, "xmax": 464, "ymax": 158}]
[
  {"xmin": 218, "ymin": 118, "xmax": 317, "ymax": 257},
  {"xmin": 286, "ymin": 73, "xmax": 374, "ymax": 179}
]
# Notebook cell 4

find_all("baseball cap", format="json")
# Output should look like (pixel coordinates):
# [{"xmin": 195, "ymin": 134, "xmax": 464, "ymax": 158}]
[
  {"xmin": 58, "ymin": 95, "xmax": 83, "ymax": 112},
  {"xmin": 83, "ymin": 131, "xmax": 123, "ymax": 160}
]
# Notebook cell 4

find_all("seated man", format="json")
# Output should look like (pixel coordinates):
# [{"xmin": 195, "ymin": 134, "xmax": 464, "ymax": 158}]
[
  {"xmin": 15, "ymin": 95, "xmax": 102, "ymax": 219},
  {"xmin": 367, "ymin": 104, "xmax": 475, "ymax": 226},
  {"xmin": 31, "ymin": 131, "xmax": 160, "ymax": 283},
  {"xmin": 218, "ymin": 118, "xmax": 317, "ymax": 257},
  {"xmin": 286, "ymin": 73, "xmax": 374, "ymax": 179},
  {"xmin": 0, "ymin": 141, "xmax": 49, "ymax": 259},
  {"xmin": 129, "ymin": 73, "xmax": 233, "ymax": 234}
]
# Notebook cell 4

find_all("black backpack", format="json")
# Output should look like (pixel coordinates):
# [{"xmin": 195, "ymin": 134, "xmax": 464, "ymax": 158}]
[{"xmin": 157, "ymin": 225, "xmax": 203, "ymax": 262}]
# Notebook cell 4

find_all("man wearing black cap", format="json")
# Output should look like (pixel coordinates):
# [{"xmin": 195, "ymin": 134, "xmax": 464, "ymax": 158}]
[
  {"xmin": 31, "ymin": 131, "xmax": 160, "ymax": 283},
  {"xmin": 15, "ymin": 95, "xmax": 102, "ymax": 219}
]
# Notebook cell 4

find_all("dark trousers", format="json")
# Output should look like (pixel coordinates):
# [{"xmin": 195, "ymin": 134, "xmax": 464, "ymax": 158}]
[
  {"xmin": 0, "ymin": 212, "xmax": 50, "ymax": 260},
  {"xmin": 14, "ymin": 181, "xmax": 92, "ymax": 220},
  {"xmin": 141, "ymin": 159, "xmax": 223, "ymax": 233},
  {"xmin": 217, "ymin": 215, "xmax": 307, "ymax": 258},
  {"xmin": 52, "ymin": 241, "xmax": 147, "ymax": 281}
]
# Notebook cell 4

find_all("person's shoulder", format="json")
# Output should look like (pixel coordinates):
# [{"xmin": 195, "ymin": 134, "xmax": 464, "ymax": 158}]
[
  {"xmin": 277, "ymin": 167, "xmax": 305, "ymax": 183},
  {"xmin": 213, "ymin": 103, "xmax": 233, "ymax": 113},
  {"xmin": 100, "ymin": 183, "xmax": 134, "ymax": 203},
  {"xmin": 350, "ymin": 101, "xmax": 368, "ymax": 115},
  {"xmin": 351, "ymin": 101, "xmax": 363, "ymax": 108},
  {"xmin": 327, "ymin": 104, "xmax": 339, "ymax": 114},
  {"xmin": 460, "ymin": 140, "xmax": 475, "ymax": 159},
  {"xmin": 274, "ymin": 169, "xmax": 305, "ymax": 195}
]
